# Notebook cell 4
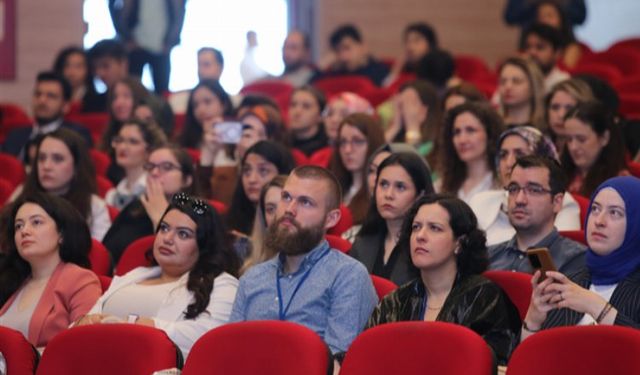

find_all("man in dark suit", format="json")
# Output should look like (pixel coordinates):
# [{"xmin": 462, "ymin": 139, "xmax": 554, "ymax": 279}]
[{"xmin": 2, "ymin": 72, "xmax": 93, "ymax": 163}]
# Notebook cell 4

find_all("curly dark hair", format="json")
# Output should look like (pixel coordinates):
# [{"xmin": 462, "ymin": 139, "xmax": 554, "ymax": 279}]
[
  {"xmin": 439, "ymin": 102, "xmax": 504, "ymax": 194},
  {"xmin": 154, "ymin": 194, "xmax": 240, "ymax": 319},
  {"xmin": 397, "ymin": 194, "xmax": 488, "ymax": 278},
  {"xmin": 0, "ymin": 192, "xmax": 92, "ymax": 306}
]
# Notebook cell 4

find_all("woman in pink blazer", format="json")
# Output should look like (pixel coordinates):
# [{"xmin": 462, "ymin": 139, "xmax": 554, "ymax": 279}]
[{"xmin": 0, "ymin": 192, "xmax": 101, "ymax": 348}]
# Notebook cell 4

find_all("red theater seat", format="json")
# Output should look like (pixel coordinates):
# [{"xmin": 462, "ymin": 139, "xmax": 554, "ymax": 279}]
[
  {"xmin": 0, "ymin": 326, "xmax": 38, "ymax": 375},
  {"xmin": 483, "ymin": 270, "xmax": 532, "ymax": 320},
  {"xmin": 89, "ymin": 239, "xmax": 112, "ymax": 276},
  {"xmin": 89, "ymin": 149, "xmax": 111, "ymax": 176},
  {"xmin": 325, "ymin": 234, "xmax": 352, "ymax": 253},
  {"xmin": 115, "ymin": 235, "xmax": 155, "ymax": 276},
  {"xmin": 0, "ymin": 153, "xmax": 26, "ymax": 189},
  {"xmin": 370, "ymin": 275, "xmax": 397, "ymax": 300}
]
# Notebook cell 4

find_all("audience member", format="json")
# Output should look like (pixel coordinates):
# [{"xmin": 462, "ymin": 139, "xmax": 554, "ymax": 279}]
[
  {"xmin": 52, "ymin": 46, "xmax": 102, "ymax": 113},
  {"xmin": 562, "ymin": 101, "xmax": 627, "ymax": 198},
  {"xmin": 385, "ymin": 80, "xmax": 442, "ymax": 162},
  {"xmin": 105, "ymin": 119, "xmax": 167, "ymax": 209},
  {"xmin": 383, "ymin": 22, "xmax": 438, "ymax": 86},
  {"xmin": 16, "ymin": 129, "xmax": 111, "ymax": 241},
  {"xmin": 226, "ymin": 141, "xmax": 294, "ymax": 251},
  {"xmin": 351, "ymin": 152, "xmax": 434, "ymax": 285},
  {"xmin": 544, "ymin": 78, "xmax": 595, "ymax": 153},
  {"xmin": 522, "ymin": 176, "xmax": 640, "ymax": 339},
  {"xmin": 103, "ymin": 145, "xmax": 195, "ymax": 263},
  {"xmin": 230, "ymin": 166, "xmax": 377, "ymax": 356},
  {"xmin": 533, "ymin": 0, "xmax": 585, "ymax": 68},
  {"xmin": 470, "ymin": 127, "xmax": 580, "ymax": 245},
  {"xmin": 181, "ymin": 79, "xmax": 233, "ymax": 151},
  {"xmin": 280, "ymin": 30, "xmax": 316, "ymax": 87},
  {"xmin": 78, "ymin": 193, "xmax": 239, "ymax": 359},
  {"xmin": 287, "ymin": 86, "xmax": 329, "ymax": 157},
  {"xmin": 197, "ymin": 47, "xmax": 224, "ymax": 81},
  {"xmin": 330, "ymin": 113, "xmax": 384, "ymax": 225},
  {"xmin": 316, "ymin": 24, "xmax": 390, "ymax": 87},
  {"xmin": 323, "ymin": 92, "xmax": 373, "ymax": 145},
  {"xmin": 442, "ymin": 82, "xmax": 487, "ymax": 113},
  {"xmin": 240, "ymin": 31, "xmax": 270, "ymax": 85},
  {"xmin": 496, "ymin": 57, "xmax": 545, "ymax": 128},
  {"xmin": 236, "ymin": 105, "xmax": 285, "ymax": 160},
  {"xmin": 520, "ymin": 23, "xmax": 570, "ymax": 91},
  {"xmin": 245, "ymin": 175, "xmax": 288, "ymax": 273},
  {"xmin": 438, "ymin": 102, "xmax": 504, "ymax": 203},
  {"xmin": 110, "ymin": 0, "xmax": 186, "ymax": 94},
  {"xmin": 87, "ymin": 39, "xmax": 130, "ymax": 111},
  {"xmin": 0, "ymin": 192, "xmax": 101, "ymax": 348},
  {"xmin": 488, "ymin": 155, "xmax": 586, "ymax": 274},
  {"xmin": 415, "ymin": 48, "xmax": 459, "ymax": 94},
  {"xmin": 2, "ymin": 72, "xmax": 92, "ymax": 163},
  {"xmin": 366, "ymin": 194, "xmax": 521, "ymax": 366}
]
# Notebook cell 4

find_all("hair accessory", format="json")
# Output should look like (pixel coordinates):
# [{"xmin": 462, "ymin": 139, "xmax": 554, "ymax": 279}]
[{"xmin": 172, "ymin": 192, "xmax": 208, "ymax": 216}]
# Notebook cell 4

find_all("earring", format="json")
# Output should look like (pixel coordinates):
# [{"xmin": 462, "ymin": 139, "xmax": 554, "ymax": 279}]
[{"xmin": 58, "ymin": 238, "xmax": 63, "ymax": 245}]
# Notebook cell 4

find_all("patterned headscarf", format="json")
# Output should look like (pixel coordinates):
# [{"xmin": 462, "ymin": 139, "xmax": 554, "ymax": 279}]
[{"xmin": 495, "ymin": 125, "xmax": 558, "ymax": 168}]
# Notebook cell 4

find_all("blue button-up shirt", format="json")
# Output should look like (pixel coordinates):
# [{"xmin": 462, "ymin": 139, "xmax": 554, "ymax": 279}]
[{"xmin": 230, "ymin": 240, "xmax": 378, "ymax": 353}]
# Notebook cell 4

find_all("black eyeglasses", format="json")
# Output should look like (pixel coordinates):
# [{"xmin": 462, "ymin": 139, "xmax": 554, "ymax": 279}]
[
  {"xmin": 172, "ymin": 192, "xmax": 208, "ymax": 215},
  {"xmin": 504, "ymin": 183, "xmax": 554, "ymax": 197},
  {"xmin": 143, "ymin": 162, "xmax": 182, "ymax": 174}
]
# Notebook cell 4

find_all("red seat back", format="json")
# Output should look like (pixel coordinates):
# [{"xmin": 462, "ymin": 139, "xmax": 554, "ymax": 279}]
[
  {"xmin": 370, "ymin": 275, "xmax": 397, "ymax": 300},
  {"xmin": 207, "ymin": 199, "xmax": 228, "ymax": 215},
  {"xmin": 89, "ymin": 239, "xmax": 112, "ymax": 276},
  {"xmin": 325, "ymin": 234, "xmax": 352, "ymax": 253},
  {"xmin": 0, "ymin": 103, "xmax": 31, "ymax": 144},
  {"xmin": 115, "ymin": 235, "xmax": 155, "ymax": 276},
  {"xmin": 0, "ymin": 153, "xmax": 26, "ymax": 188},
  {"xmin": 570, "ymin": 193, "xmax": 590, "ymax": 228},
  {"xmin": 483, "ymin": 271, "xmax": 532, "ymax": 320},
  {"xmin": 340, "ymin": 322, "xmax": 493, "ymax": 375},
  {"xmin": 313, "ymin": 75, "xmax": 377, "ymax": 97},
  {"xmin": 580, "ymin": 49, "xmax": 640, "ymax": 76},
  {"xmin": 96, "ymin": 175, "xmax": 114, "ymax": 198},
  {"xmin": 570, "ymin": 63, "xmax": 623, "ymax": 86},
  {"xmin": 0, "ymin": 326, "xmax": 38, "ymax": 375},
  {"xmin": 240, "ymin": 79, "xmax": 294, "ymax": 99},
  {"xmin": 619, "ymin": 94, "xmax": 640, "ymax": 119},
  {"xmin": 36, "ymin": 324, "xmax": 181, "ymax": 375},
  {"xmin": 182, "ymin": 321, "xmax": 330, "ymax": 375},
  {"xmin": 89, "ymin": 149, "xmax": 111, "ymax": 176},
  {"xmin": 327, "ymin": 204, "xmax": 353, "ymax": 236},
  {"xmin": 65, "ymin": 113, "xmax": 109, "ymax": 145},
  {"xmin": 507, "ymin": 325, "xmax": 640, "ymax": 375},
  {"xmin": 559, "ymin": 229, "xmax": 587, "ymax": 246},
  {"xmin": 0, "ymin": 178, "xmax": 14, "ymax": 206},
  {"xmin": 98, "ymin": 275, "xmax": 112, "ymax": 293},
  {"xmin": 106, "ymin": 204, "xmax": 119, "ymax": 221}
]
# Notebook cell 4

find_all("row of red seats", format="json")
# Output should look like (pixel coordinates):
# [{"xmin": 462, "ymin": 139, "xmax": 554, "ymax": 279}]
[{"xmin": 3, "ymin": 317, "xmax": 638, "ymax": 374}]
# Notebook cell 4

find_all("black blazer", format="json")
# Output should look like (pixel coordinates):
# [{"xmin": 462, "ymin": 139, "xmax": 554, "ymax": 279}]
[
  {"xmin": 2, "ymin": 121, "xmax": 93, "ymax": 161},
  {"xmin": 350, "ymin": 231, "xmax": 417, "ymax": 286},
  {"xmin": 542, "ymin": 268, "xmax": 640, "ymax": 329}
]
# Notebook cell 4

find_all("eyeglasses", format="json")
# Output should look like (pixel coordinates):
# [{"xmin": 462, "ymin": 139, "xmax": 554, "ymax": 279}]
[
  {"xmin": 337, "ymin": 138, "xmax": 367, "ymax": 149},
  {"xmin": 143, "ymin": 162, "xmax": 182, "ymax": 174},
  {"xmin": 504, "ymin": 183, "xmax": 554, "ymax": 197},
  {"xmin": 111, "ymin": 136, "xmax": 144, "ymax": 147},
  {"xmin": 172, "ymin": 192, "xmax": 208, "ymax": 216}
]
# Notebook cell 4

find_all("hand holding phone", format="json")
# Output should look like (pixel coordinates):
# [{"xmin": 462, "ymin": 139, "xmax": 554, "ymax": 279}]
[
  {"xmin": 527, "ymin": 247, "xmax": 557, "ymax": 281},
  {"xmin": 214, "ymin": 121, "xmax": 243, "ymax": 144}
]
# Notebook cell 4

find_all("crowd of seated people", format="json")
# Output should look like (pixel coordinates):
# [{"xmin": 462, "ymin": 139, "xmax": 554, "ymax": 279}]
[{"xmin": 2, "ymin": 8, "xmax": 640, "ymax": 372}]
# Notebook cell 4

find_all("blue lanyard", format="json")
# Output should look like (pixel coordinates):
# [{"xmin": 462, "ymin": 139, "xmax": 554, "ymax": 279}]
[{"xmin": 276, "ymin": 248, "xmax": 330, "ymax": 320}]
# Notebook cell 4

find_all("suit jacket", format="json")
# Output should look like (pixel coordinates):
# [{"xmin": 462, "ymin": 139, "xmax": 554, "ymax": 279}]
[
  {"xmin": 0, "ymin": 262, "xmax": 101, "ymax": 347},
  {"xmin": 88, "ymin": 266, "xmax": 238, "ymax": 358},
  {"xmin": 2, "ymin": 121, "xmax": 93, "ymax": 161},
  {"xmin": 350, "ymin": 232, "xmax": 417, "ymax": 286},
  {"xmin": 366, "ymin": 274, "xmax": 522, "ymax": 366},
  {"xmin": 542, "ymin": 268, "xmax": 640, "ymax": 329}
]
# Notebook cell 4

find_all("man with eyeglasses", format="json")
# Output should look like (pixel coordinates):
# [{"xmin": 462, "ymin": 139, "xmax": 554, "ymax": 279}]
[{"xmin": 488, "ymin": 155, "xmax": 585, "ymax": 274}]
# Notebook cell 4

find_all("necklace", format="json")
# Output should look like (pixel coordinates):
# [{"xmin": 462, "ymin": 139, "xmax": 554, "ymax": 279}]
[{"xmin": 426, "ymin": 304, "xmax": 443, "ymax": 310}]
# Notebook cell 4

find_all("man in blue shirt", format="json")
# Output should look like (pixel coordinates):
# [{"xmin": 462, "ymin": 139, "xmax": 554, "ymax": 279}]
[{"xmin": 230, "ymin": 165, "xmax": 378, "ymax": 355}]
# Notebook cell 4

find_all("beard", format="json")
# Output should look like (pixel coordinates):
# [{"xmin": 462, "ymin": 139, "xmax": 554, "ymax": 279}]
[{"xmin": 264, "ymin": 214, "xmax": 326, "ymax": 256}]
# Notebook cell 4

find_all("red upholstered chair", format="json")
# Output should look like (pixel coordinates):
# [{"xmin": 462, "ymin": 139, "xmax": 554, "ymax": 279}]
[
  {"xmin": 208, "ymin": 199, "xmax": 228, "ymax": 215},
  {"xmin": 36, "ymin": 324, "xmax": 182, "ymax": 375},
  {"xmin": 370, "ymin": 275, "xmax": 397, "ymax": 300},
  {"xmin": 65, "ymin": 112, "xmax": 109, "ymax": 145},
  {"xmin": 325, "ymin": 234, "xmax": 351, "ymax": 253},
  {"xmin": 619, "ymin": 94, "xmax": 640, "ymax": 119},
  {"xmin": 454, "ymin": 54, "xmax": 494, "ymax": 81},
  {"xmin": 173, "ymin": 113, "xmax": 186, "ymax": 139},
  {"xmin": 240, "ymin": 79, "xmax": 294, "ymax": 100},
  {"xmin": 291, "ymin": 148, "xmax": 310, "ymax": 166},
  {"xmin": 608, "ymin": 37, "xmax": 640, "ymax": 53},
  {"xmin": 570, "ymin": 63, "xmax": 623, "ymax": 86},
  {"xmin": 89, "ymin": 149, "xmax": 111, "ymax": 176},
  {"xmin": 115, "ymin": 235, "xmax": 155, "ymax": 276},
  {"xmin": 182, "ymin": 321, "xmax": 330, "ymax": 375},
  {"xmin": 98, "ymin": 275, "xmax": 112, "ymax": 293},
  {"xmin": 313, "ymin": 75, "xmax": 377, "ymax": 97},
  {"xmin": 0, "ymin": 326, "xmax": 39, "ymax": 375},
  {"xmin": 308, "ymin": 147, "xmax": 333, "ymax": 168},
  {"xmin": 327, "ymin": 204, "xmax": 353, "ymax": 236},
  {"xmin": 0, "ymin": 103, "xmax": 31, "ymax": 143},
  {"xmin": 89, "ymin": 239, "xmax": 112, "ymax": 276},
  {"xmin": 580, "ymin": 49, "xmax": 640, "ymax": 76},
  {"xmin": 0, "ymin": 153, "xmax": 26, "ymax": 189},
  {"xmin": 185, "ymin": 148, "xmax": 201, "ymax": 165},
  {"xmin": 570, "ymin": 193, "xmax": 590, "ymax": 228},
  {"xmin": 340, "ymin": 322, "xmax": 493, "ymax": 375},
  {"xmin": 96, "ymin": 175, "xmax": 114, "ymax": 198},
  {"xmin": 615, "ymin": 76, "xmax": 640, "ymax": 95},
  {"xmin": 0, "ymin": 177, "xmax": 14, "ymax": 206},
  {"xmin": 559, "ymin": 230, "xmax": 587, "ymax": 246},
  {"xmin": 106, "ymin": 204, "xmax": 119, "ymax": 221},
  {"xmin": 483, "ymin": 271, "xmax": 532, "ymax": 320},
  {"xmin": 506, "ymin": 325, "xmax": 640, "ymax": 375},
  {"xmin": 628, "ymin": 161, "xmax": 640, "ymax": 178}
]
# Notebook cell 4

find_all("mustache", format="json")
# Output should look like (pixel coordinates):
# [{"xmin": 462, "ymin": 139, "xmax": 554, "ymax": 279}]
[{"xmin": 275, "ymin": 214, "xmax": 300, "ymax": 229}]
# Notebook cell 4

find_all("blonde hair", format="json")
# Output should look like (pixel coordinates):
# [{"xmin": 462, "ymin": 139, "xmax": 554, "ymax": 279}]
[{"xmin": 498, "ymin": 57, "xmax": 546, "ymax": 129}]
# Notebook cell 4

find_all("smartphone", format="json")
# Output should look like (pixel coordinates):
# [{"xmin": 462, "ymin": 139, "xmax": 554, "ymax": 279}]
[
  {"xmin": 215, "ymin": 121, "xmax": 243, "ymax": 144},
  {"xmin": 526, "ymin": 247, "xmax": 557, "ymax": 281}
]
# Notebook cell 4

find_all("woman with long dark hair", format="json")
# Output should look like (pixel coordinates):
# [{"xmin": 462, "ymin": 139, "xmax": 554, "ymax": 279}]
[{"xmin": 77, "ymin": 193, "xmax": 239, "ymax": 359}]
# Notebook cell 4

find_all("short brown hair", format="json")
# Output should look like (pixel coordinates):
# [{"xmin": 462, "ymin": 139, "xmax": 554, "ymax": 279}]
[{"xmin": 291, "ymin": 165, "xmax": 342, "ymax": 210}]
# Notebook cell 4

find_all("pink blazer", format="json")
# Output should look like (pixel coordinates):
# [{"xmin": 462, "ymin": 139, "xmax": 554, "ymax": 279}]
[{"xmin": 0, "ymin": 262, "xmax": 101, "ymax": 347}]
